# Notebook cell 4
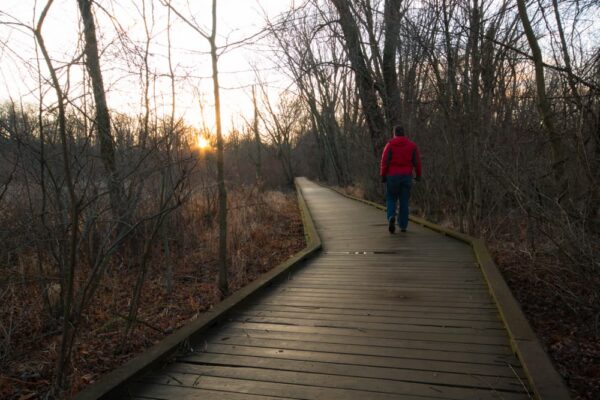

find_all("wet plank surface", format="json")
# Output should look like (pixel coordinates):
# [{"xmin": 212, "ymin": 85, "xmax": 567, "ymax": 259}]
[{"xmin": 128, "ymin": 178, "xmax": 531, "ymax": 399}]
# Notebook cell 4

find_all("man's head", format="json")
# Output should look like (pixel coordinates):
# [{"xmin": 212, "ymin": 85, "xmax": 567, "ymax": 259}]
[{"xmin": 394, "ymin": 125, "xmax": 404, "ymax": 137}]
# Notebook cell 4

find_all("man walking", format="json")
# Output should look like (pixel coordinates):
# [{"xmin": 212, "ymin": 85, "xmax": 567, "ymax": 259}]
[{"xmin": 380, "ymin": 125, "xmax": 422, "ymax": 233}]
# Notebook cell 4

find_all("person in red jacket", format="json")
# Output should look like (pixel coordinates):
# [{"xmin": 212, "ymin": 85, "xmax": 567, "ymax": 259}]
[{"xmin": 380, "ymin": 125, "xmax": 422, "ymax": 233}]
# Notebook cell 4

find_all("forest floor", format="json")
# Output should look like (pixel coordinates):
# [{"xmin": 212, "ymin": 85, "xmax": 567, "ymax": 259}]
[
  {"xmin": 491, "ymin": 243, "xmax": 599, "ymax": 400},
  {"xmin": 0, "ymin": 189, "xmax": 305, "ymax": 399}
]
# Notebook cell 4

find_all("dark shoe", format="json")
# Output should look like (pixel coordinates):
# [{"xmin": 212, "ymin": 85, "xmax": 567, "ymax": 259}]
[
  {"xmin": 388, "ymin": 217, "xmax": 396, "ymax": 233},
  {"xmin": 401, "ymin": 229, "xmax": 407, "ymax": 233}
]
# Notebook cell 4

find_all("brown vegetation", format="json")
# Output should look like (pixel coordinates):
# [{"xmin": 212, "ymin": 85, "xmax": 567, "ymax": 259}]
[
  {"xmin": 0, "ymin": 188, "xmax": 304, "ymax": 399},
  {"xmin": 492, "ymin": 242, "xmax": 600, "ymax": 400},
  {"xmin": 1, "ymin": 0, "xmax": 599, "ymax": 398}
]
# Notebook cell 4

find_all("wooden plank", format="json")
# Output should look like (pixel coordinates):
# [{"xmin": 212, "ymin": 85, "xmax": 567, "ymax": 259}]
[
  {"xmin": 232, "ymin": 309, "xmax": 504, "ymax": 330},
  {"xmin": 249, "ymin": 299, "xmax": 500, "ymax": 315},
  {"xmin": 284, "ymin": 280, "xmax": 488, "ymax": 290},
  {"xmin": 202, "ymin": 335, "xmax": 518, "ymax": 365},
  {"xmin": 280, "ymin": 287, "xmax": 490, "ymax": 297},
  {"xmin": 172, "ymin": 353, "xmax": 527, "ymax": 392},
  {"xmin": 315, "ymin": 254, "xmax": 476, "ymax": 262},
  {"xmin": 146, "ymin": 365, "xmax": 529, "ymax": 399},
  {"xmin": 139, "ymin": 372, "xmax": 441, "ymax": 400},
  {"xmin": 226, "ymin": 315, "xmax": 507, "ymax": 336},
  {"xmin": 240, "ymin": 303, "xmax": 502, "ymax": 322},
  {"xmin": 278, "ymin": 286, "xmax": 491, "ymax": 297},
  {"xmin": 128, "ymin": 382, "xmax": 292, "ymax": 400},
  {"xmin": 255, "ymin": 294, "xmax": 498, "ymax": 309},
  {"xmin": 291, "ymin": 269, "xmax": 483, "ymax": 276},
  {"xmin": 296, "ymin": 271, "xmax": 477, "ymax": 277},
  {"xmin": 310, "ymin": 260, "xmax": 479, "ymax": 267},
  {"xmin": 262, "ymin": 286, "xmax": 495, "ymax": 303},
  {"xmin": 297, "ymin": 266, "xmax": 477, "ymax": 272},
  {"xmin": 185, "ymin": 344, "xmax": 523, "ymax": 378},
  {"xmin": 288, "ymin": 277, "xmax": 487, "ymax": 285},
  {"xmin": 291, "ymin": 274, "xmax": 484, "ymax": 282},
  {"xmin": 209, "ymin": 327, "xmax": 513, "ymax": 355},
  {"xmin": 314, "ymin": 251, "xmax": 475, "ymax": 259},
  {"xmin": 294, "ymin": 266, "xmax": 477, "ymax": 271},
  {"xmin": 269, "ymin": 290, "xmax": 493, "ymax": 303},
  {"xmin": 298, "ymin": 266, "xmax": 477, "ymax": 272},
  {"xmin": 225, "ymin": 321, "xmax": 512, "ymax": 345}
]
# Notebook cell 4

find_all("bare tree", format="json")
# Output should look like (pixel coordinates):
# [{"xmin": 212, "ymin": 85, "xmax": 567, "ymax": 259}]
[
  {"xmin": 252, "ymin": 85, "xmax": 263, "ymax": 186},
  {"xmin": 76, "ymin": 0, "xmax": 127, "ymax": 223},
  {"xmin": 163, "ymin": 0, "xmax": 229, "ymax": 295},
  {"xmin": 257, "ymin": 88, "xmax": 302, "ymax": 186},
  {"xmin": 266, "ymin": 5, "xmax": 352, "ymax": 185},
  {"xmin": 31, "ymin": 2, "xmax": 80, "ymax": 394},
  {"xmin": 381, "ymin": 0, "xmax": 403, "ymax": 127},
  {"xmin": 329, "ymin": 0, "xmax": 387, "ymax": 150},
  {"xmin": 516, "ymin": 0, "xmax": 567, "ymax": 190}
]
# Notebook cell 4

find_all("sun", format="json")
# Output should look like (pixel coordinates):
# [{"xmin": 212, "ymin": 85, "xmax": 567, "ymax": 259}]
[{"xmin": 197, "ymin": 135, "xmax": 211, "ymax": 150}]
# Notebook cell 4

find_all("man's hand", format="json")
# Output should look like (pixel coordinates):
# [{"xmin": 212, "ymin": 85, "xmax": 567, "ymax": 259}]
[
  {"xmin": 415, "ymin": 176, "xmax": 422, "ymax": 182},
  {"xmin": 381, "ymin": 176, "xmax": 387, "ymax": 183}
]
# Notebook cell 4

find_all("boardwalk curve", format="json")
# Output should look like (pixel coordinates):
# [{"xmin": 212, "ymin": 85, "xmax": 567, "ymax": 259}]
[{"xmin": 78, "ymin": 177, "xmax": 568, "ymax": 399}]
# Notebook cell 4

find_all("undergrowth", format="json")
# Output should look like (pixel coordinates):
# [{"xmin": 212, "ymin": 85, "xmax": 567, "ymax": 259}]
[{"xmin": 0, "ymin": 187, "xmax": 305, "ymax": 399}]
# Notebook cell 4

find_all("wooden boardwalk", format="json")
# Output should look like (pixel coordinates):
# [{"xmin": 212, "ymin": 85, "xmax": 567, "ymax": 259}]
[{"xmin": 127, "ymin": 178, "xmax": 532, "ymax": 399}]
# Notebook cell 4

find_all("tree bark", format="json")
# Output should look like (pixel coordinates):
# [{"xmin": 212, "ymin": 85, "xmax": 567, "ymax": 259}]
[
  {"xmin": 382, "ymin": 0, "xmax": 402, "ymax": 128},
  {"xmin": 34, "ymin": 1, "xmax": 79, "ymax": 395},
  {"xmin": 330, "ymin": 0, "xmax": 387, "ymax": 151},
  {"xmin": 516, "ymin": 0, "xmax": 567, "ymax": 188},
  {"xmin": 252, "ymin": 86, "xmax": 263, "ymax": 186},
  {"xmin": 77, "ymin": 0, "xmax": 125, "ymax": 221},
  {"xmin": 209, "ymin": 0, "xmax": 228, "ymax": 295}
]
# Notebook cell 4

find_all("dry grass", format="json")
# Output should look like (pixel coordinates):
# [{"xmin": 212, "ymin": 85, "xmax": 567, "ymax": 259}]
[{"xmin": 0, "ymin": 187, "xmax": 305, "ymax": 399}]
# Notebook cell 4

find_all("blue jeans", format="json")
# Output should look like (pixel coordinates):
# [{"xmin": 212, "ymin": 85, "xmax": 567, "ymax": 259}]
[{"xmin": 386, "ymin": 175, "xmax": 413, "ymax": 230}]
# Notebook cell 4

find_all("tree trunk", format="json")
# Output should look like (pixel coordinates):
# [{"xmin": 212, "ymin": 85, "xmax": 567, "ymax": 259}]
[
  {"xmin": 77, "ymin": 0, "xmax": 125, "ymax": 222},
  {"xmin": 209, "ymin": 0, "xmax": 228, "ymax": 296},
  {"xmin": 34, "ymin": 2, "xmax": 79, "ymax": 395},
  {"xmin": 382, "ymin": 0, "xmax": 402, "ymax": 128},
  {"xmin": 516, "ymin": 0, "xmax": 567, "ymax": 191},
  {"xmin": 330, "ymin": 0, "xmax": 387, "ymax": 151},
  {"xmin": 163, "ymin": 3, "xmax": 176, "ymax": 294},
  {"xmin": 252, "ymin": 86, "xmax": 263, "ymax": 186}
]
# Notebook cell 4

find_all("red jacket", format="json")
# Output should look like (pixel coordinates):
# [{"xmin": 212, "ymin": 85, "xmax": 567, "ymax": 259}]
[{"xmin": 380, "ymin": 136, "xmax": 422, "ymax": 177}]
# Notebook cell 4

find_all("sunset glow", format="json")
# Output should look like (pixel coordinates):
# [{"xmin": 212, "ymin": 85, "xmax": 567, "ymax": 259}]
[{"xmin": 197, "ymin": 135, "xmax": 211, "ymax": 150}]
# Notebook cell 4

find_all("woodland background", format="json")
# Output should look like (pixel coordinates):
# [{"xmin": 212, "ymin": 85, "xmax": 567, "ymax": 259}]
[{"xmin": 1, "ymin": 0, "xmax": 599, "ymax": 398}]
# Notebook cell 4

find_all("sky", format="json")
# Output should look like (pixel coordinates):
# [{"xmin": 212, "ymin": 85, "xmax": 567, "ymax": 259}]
[{"xmin": 0, "ymin": 0, "xmax": 296, "ymax": 135}]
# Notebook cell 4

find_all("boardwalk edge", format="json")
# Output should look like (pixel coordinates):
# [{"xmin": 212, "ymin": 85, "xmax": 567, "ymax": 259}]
[
  {"xmin": 322, "ymin": 182, "xmax": 571, "ymax": 400},
  {"xmin": 74, "ymin": 178, "xmax": 322, "ymax": 400}
]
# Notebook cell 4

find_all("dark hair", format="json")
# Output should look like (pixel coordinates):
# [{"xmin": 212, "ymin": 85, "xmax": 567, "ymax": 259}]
[{"xmin": 394, "ymin": 125, "xmax": 404, "ymax": 136}]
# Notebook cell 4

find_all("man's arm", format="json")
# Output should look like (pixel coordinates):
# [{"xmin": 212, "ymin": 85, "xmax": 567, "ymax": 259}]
[{"xmin": 380, "ymin": 143, "xmax": 391, "ymax": 178}]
